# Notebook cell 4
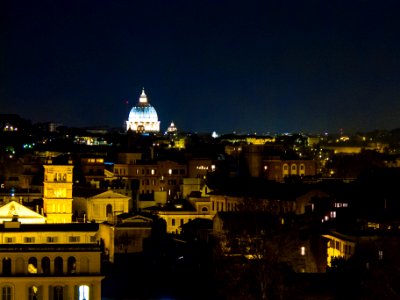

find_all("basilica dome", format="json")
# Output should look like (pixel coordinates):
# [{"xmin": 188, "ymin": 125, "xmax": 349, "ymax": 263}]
[{"xmin": 126, "ymin": 89, "xmax": 160, "ymax": 133}]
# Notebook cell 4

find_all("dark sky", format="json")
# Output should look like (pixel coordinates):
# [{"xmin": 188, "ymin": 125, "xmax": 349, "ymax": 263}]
[{"xmin": 1, "ymin": 0, "xmax": 400, "ymax": 134}]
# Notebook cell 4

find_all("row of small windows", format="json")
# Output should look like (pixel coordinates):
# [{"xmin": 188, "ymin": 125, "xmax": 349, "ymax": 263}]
[
  {"xmin": 1, "ymin": 285, "xmax": 90, "ymax": 300},
  {"xmin": 87, "ymin": 158, "xmax": 104, "ymax": 163},
  {"xmin": 328, "ymin": 239, "xmax": 353, "ymax": 255},
  {"xmin": 282, "ymin": 164, "xmax": 305, "ymax": 171},
  {"xmin": 212, "ymin": 201, "xmax": 237, "ymax": 212},
  {"xmin": 53, "ymin": 173, "xmax": 67, "ymax": 182},
  {"xmin": 1, "ymin": 255, "xmax": 90, "ymax": 275},
  {"xmin": 115, "ymin": 168, "xmax": 187, "ymax": 176},
  {"xmin": 4, "ymin": 236, "xmax": 95, "ymax": 244},
  {"xmin": 171, "ymin": 218, "xmax": 193, "ymax": 226}
]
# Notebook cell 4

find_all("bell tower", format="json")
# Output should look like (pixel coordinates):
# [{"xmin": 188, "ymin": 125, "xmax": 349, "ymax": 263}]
[{"xmin": 43, "ymin": 160, "xmax": 74, "ymax": 223}]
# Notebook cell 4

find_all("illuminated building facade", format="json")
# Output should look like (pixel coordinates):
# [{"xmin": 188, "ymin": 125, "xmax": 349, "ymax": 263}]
[
  {"xmin": 166, "ymin": 121, "xmax": 177, "ymax": 134},
  {"xmin": 323, "ymin": 231, "xmax": 399, "ymax": 269},
  {"xmin": 0, "ymin": 201, "xmax": 46, "ymax": 224},
  {"xmin": 0, "ymin": 221, "xmax": 103, "ymax": 299},
  {"xmin": 98, "ymin": 215, "xmax": 154, "ymax": 262},
  {"xmin": 73, "ymin": 190, "xmax": 131, "ymax": 224},
  {"xmin": 43, "ymin": 162, "xmax": 74, "ymax": 223},
  {"xmin": 80, "ymin": 156, "xmax": 106, "ymax": 187},
  {"xmin": 262, "ymin": 159, "xmax": 317, "ymax": 182},
  {"xmin": 144, "ymin": 202, "xmax": 213, "ymax": 234},
  {"xmin": 126, "ymin": 88, "xmax": 160, "ymax": 133},
  {"xmin": 187, "ymin": 158, "xmax": 215, "ymax": 179},
  {"xmin": 112, "ymin": 160, "xmax": 187, "ymax": 201},
  {"xmin": 323, "ymin": 232, "xmax": 356, "ymax": 267}
]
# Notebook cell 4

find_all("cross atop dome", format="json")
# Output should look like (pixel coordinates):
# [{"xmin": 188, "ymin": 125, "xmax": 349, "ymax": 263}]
[{"xmin": 139, "ymin": 88, "xmax": 148, "ymax": 103}]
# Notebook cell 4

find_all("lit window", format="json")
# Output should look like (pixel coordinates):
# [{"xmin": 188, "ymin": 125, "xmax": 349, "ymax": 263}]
[
  {"xmin": 28, "ymin": 257, "xmax": 38, "ymax": 274},
  {"xmin": 335, "ymin": 241, "xmax": 340, "ymax": 250},
  {"xmin": 78, "ymin": 285, "xmax": 90, "ymax": 300},
  {"xmin": 28, "ymin": 286, "xmax": 39, "ymax": 300},
  {"xmin": 300, "ymin": 246, "xmax": 306, "ymax": 256},
  {"xmin": 168, "ymin": 169, "xmax": 172, "ymax": 175},
  {"xmin": 379, "ymin": 250, "xmax": 383, "ymax": 260}
]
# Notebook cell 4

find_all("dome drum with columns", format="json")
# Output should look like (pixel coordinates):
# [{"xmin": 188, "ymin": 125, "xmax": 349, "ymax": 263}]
[{"xmin": 126, "ymin": 89, "xmax": 160, "ymax": 133}]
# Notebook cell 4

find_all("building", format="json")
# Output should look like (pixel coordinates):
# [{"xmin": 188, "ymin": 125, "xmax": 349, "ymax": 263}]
[
  {"xmin": 262, "ymin": 158, "xmax": 317, "ymax": 182},
  {"xmin": 165, "ymin": 121, "xmax": 177, "ymax": 135},
  {"xmin": 323, "ymin": 231, "xmax": 356, "ymax": 267},
  {"xmin": 144, "ymin": 200, "xmax": 213, "ymax": 234},
  {"xmin": 43, "ymin": 161, "xmax": 74, "ymax": 223},
  {"xmin": 113, "ymin": 159, "xmax": 187, "ymax": 202},
  {"xmin": 99, "ymin": 214, "xmax": 154, "ymax": 262},
  {"xmin": 73, "ymin": 190, "xmax": 131, "ymax": 224},
  {"xmin": 0, "ymin": 201, "xmax": 46, "ymax": 224},
  {"xmin": 187, "ymin": 158, "xmax": 215, "ymax": 179},
  {"xmin": 0, "ymin": 221, "xmax": 103, "ymax": 299},
  {"xmin": 126, "ymin": 89, "xmax": 160, "ymax": 133},
  {"xmin": 79, "ymin": 156, "xmax": 106, "ymax": 188}
]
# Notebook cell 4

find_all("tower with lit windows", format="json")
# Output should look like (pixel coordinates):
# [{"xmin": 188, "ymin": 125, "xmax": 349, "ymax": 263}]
[
  {"xmin": 126, "ymin": 88, "xmax": 160, "ymax": 133},
  {"xmin": 43, "ymin": 161, "xmax": 74, "ymax": 223}
]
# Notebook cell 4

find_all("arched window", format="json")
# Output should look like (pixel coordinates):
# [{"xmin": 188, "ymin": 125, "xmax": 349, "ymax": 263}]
[
  {"xmin": 1, "ymin": 286, "xmax": 12, "ymax": 300},
  {"xmin": 67, "ymin": 257, "xmax": 76, "ymax": 274},
  {"xmin": 2, "ymin": 258, "xmax": 11, "ymax": 275},
  {"xmin": 201, "ymin": 207, "xmax": 208, "ymax": 213},
  {"xmin": 54, "ymin": 257, "xmax": 63, "ymax": 275},
  {"xmin": 78, "ymin": 285, "xmax": 90, "ymax": 300},
  {"xmin": 29, "ymin": 286, "xmax": 39, "ymax": 300},
  {"xmin": 291, "ymin": 164, "xmax": 297, "ymax": 175},
  {"xmin": 53, "ymin": 286, "xmax": 63, "ymax": 300},
  {"xmin": 28, "ymin": 257, "xmax": 38, "ymax": 274},
  {"xmin": 41, "ymin": 257, "xmax": 50, "ymax": 274}
]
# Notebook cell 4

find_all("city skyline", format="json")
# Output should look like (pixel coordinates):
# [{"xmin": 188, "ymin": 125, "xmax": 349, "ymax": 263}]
[{"xmin": 2, "ymin": 0, "xmax": 400, "ymax": 134}]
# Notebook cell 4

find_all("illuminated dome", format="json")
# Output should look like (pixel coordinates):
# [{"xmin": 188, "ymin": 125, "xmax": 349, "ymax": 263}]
[
  {"xmin": 126, "ymin": 88, "xmax": 160, "ymax": 133},
  {"xmin": 166, "ymin": 121, "xmax": 177, "ymax": 134}
]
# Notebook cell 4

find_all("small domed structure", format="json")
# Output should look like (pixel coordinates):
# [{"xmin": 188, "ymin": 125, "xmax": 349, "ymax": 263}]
[
  {"xmin": 166, "ymin": 121, "xmax": 177, "ymax": 134},
  {"xmin": 126, "ymin": 88, "xmax": 160, "ymax": 133}
]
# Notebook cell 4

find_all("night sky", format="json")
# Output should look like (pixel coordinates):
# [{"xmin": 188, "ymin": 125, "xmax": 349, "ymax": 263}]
[{"xmin": 1, "ymin": 0, "xmax": 400, "ymax": 134}]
